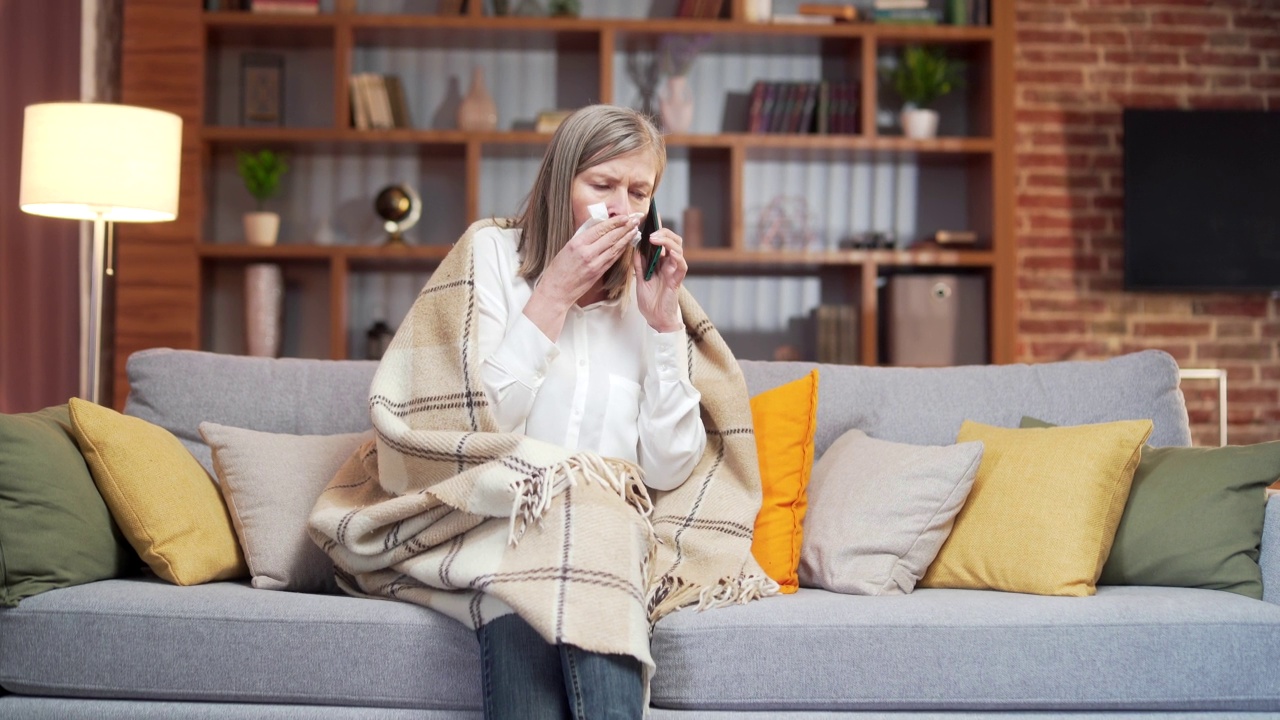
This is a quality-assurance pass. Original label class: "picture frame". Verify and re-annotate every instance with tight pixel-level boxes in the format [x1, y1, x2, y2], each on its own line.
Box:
[241, 52, 284, 127]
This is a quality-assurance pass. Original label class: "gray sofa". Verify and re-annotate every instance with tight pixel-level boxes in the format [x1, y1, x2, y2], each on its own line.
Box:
[3, 347, 1280, 719]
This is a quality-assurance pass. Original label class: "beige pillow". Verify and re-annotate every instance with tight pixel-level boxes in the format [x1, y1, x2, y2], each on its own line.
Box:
[68, 398, 246, 585]
[799, 429, 983, 595]
[199, 422, 371, 593]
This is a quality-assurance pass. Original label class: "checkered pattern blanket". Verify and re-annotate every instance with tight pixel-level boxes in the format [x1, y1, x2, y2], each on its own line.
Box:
[309, 218, 776, 668]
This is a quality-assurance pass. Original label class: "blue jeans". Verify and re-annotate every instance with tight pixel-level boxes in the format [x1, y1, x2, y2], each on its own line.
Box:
[476, 613, 644, 720]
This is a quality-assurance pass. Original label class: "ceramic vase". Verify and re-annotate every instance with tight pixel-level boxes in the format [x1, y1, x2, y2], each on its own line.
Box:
[901, 108, 940, 140]
[245, 263, 283, 357]
[457, 67, 498, 132]
[244, 211, 280, 246]
[659, 75, 695, 134]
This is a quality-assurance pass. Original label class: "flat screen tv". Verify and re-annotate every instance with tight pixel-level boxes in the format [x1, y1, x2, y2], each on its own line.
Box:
[1123, 109, 1280, 292]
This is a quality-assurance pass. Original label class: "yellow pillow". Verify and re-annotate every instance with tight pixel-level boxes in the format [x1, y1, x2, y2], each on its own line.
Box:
[68, 398, 247, 585]
[919, 418, 1152, 597]
[749, 369, 819, 594]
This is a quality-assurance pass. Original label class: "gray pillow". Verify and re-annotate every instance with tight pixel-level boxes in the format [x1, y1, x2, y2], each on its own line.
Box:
[199, 422, 372, 594]
[799, 429, 983, 595]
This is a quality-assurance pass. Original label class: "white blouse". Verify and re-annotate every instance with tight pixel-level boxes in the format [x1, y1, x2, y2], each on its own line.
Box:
[472, 226, 706, 492]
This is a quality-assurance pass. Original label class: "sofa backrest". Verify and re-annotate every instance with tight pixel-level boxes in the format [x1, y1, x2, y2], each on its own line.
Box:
[739, 349, 1191, 456]
[126, 347, 1191, 475]
[124, 348, 378, 473]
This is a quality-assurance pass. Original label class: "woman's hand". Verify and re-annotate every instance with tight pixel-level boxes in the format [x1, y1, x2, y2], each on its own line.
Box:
[634, 227, 687, 333]
[523, 213, 641, 340]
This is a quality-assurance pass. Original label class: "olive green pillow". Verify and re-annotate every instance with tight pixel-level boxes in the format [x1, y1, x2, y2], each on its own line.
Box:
[1021, 416, 1278, 599]
[0, 405, 137, 607]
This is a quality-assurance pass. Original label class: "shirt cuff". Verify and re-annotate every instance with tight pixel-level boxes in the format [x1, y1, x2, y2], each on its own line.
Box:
[490, 311, 560, 389]
[647, 326, 690, 384]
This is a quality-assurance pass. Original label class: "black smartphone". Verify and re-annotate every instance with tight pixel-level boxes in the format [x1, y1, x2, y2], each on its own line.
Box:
[638, 199, 663, 280]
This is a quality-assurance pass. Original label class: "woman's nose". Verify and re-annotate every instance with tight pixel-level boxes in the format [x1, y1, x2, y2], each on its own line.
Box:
[606, 188, 630, 216]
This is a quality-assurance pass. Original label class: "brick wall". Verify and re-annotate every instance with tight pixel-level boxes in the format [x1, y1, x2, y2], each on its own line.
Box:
[1015, 0, 1280, 445]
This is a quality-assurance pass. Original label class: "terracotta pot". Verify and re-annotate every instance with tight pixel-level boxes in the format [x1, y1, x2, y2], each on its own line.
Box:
[901, 108, 940, 140]
[458, 67, 498, 132]
[244, 211, 280, 247]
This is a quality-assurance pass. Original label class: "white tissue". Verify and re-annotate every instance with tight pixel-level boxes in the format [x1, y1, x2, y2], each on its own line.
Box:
[573, 203, 643, 245]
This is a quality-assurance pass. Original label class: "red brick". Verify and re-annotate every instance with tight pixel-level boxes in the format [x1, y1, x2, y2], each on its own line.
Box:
[1216, 320, 1258, 339]
[1022, 87, 1107, 105]
[1210, 75, 1249, 90]
[1030, 130, 1113, 148]
[1234, 13, 1280, 32]
[1104, 90, 1183, 107]
[1207, 32, 1249, 49]
[1091, 319, 1128, 334]
[1017, 8, 1070, 24]
[1132, 30, 1211, 48]
[1026, 341, 1112, 361]
[1025, 297, 1110, 314]
[1072, 9, 1148, 26]
[1086, 276, 1124, 292]
[1087, 30, 1131, 46]
[1018, 68, 1088, 85]
[1021, 235, 1082, 250]
[1017, 192, 1090, 209]
[1194, 298, 1270, 317]
[1092, 155, 1123, 170]
[1119, 341, 1193, 362]
[1262, 366, 1280, 382]
[1250, 34, 1280, 51]
[1022, 254, 1104, 272]
[1251, 74, 1280, 90]
[1019, 48, 1103, 64]
[1090, 69, 1130, 86]
[1092, 195, 1123, 210]
[1262, 323, 1280, 339]
[1028, 214, 1109, 232]
[1103, 50, 1180, 65]
[1019, 153, 1089, 169]
[1196, 343, 1274, 361]
[1133, 321, 1213, 338]
[1150, 10, 1230, 28]
[1017, 275, 1080, 292]
[1184, 50, 1262, 68]
[1022, 318, 1091, 335]
[1132, 70, 1208, 88]
[1230, 428, 1275, 446]
[1187, 93, 1266, 109]
[1228, 387, 1280, 404]
[1026, 172, 1105, 190]
[1019, 28, 1088, 45]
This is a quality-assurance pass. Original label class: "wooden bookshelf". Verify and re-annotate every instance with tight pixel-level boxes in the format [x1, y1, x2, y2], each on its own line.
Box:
[112, 0, 1014, 406]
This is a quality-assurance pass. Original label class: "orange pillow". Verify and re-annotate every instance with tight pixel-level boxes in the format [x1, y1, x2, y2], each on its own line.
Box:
[749, 369, 819, 593]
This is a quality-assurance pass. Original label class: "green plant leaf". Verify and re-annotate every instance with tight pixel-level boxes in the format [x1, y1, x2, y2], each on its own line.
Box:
[235, 149, 289, 210]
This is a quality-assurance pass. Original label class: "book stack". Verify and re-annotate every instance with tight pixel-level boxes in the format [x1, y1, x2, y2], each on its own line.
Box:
[250, 0, 319, 14]
[349, 74, 412, 131]
[676, 0, 725, 19]
[872, 0, 941, 24]
[747, 81, 860, 135]
[815, 305, 859, 365]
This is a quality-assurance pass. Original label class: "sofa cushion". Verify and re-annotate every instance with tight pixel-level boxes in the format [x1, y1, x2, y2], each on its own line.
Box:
[69, 399, 247, 586]
[749, 369, 819, 594]
[649, 586, 1280, 712]
[738, 350, 1190, 458]
[123, 349, 378, 475]
[199, 423, 372, 594]
[919, 419, 1151, 597]
[1023, 416, 1279, 600]
[0, 578, 480, 710]
[0, 405, 136, 607]
[798, 429, 982, 595]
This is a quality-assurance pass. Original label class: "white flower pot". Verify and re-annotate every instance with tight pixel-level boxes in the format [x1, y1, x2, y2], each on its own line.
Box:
[244, 211, 280, 247]
[901, 108, 940, 140]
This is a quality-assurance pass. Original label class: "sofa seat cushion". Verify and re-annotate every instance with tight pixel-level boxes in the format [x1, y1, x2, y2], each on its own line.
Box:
[0, 578, 479, 710]
[650, 586, 1280, 713]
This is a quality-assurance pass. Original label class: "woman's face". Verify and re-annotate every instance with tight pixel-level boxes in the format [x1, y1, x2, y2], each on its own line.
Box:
[570, 149, 658, 229]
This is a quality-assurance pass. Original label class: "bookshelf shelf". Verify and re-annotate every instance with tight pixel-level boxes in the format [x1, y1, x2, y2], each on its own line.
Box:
[108, 0, 1013, 399]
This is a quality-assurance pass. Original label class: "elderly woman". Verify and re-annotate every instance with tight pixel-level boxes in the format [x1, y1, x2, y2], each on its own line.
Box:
[311, 105, 774, 720]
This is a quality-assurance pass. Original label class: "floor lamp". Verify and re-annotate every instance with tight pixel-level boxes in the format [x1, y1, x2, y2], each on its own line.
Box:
[19, 102, 182, 405]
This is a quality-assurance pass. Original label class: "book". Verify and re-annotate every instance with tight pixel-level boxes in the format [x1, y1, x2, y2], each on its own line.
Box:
[873, 8, 942, 23]
[747, 81, 767, 133]
[251, 0, 319, 14]
[933, 229, 978, 245]
[874, 0, 927, 8]
[367, 74, 394, 130]
[384, 75, 412, 129]
[770, 14, 835, 25]
[797, 3, 859, 21]
[350, 74, 371, 130]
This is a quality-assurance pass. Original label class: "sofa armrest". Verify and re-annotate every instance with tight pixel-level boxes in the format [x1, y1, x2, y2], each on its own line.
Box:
[1262, 496, 1280, 605]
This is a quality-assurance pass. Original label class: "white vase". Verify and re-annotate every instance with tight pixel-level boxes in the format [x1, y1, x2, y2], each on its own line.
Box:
[244, 263, 283, 357]
[244, 211, 280, 246]
[901, 108, 940, 140]
[659, 75, 695, 134]
[457, 67, 498, 132]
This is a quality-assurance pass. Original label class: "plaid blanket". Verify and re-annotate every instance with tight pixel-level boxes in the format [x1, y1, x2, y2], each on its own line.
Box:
[309, 218, 776, 668]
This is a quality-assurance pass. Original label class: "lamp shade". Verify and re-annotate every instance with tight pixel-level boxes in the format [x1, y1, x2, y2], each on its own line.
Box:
[20, 102, 182, 223]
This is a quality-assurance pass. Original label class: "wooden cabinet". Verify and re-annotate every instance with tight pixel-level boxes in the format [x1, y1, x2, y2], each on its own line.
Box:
[114, 0, 1013, 403]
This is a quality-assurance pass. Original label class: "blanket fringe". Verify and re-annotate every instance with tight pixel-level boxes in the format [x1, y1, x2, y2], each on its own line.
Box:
[507, 453, 650, 546]
[695, 573, 780, 610]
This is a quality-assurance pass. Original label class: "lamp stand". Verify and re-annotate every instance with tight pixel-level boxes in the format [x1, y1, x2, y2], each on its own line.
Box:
[83, 212, 112, 405]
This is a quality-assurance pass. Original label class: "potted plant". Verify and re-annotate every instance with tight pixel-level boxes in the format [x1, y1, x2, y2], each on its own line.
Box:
[884, 45, 962, 140]
[236, 149, 288, 246]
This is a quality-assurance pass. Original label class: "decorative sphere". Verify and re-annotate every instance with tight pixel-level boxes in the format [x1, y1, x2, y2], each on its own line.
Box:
[374, 186, 413, 223]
